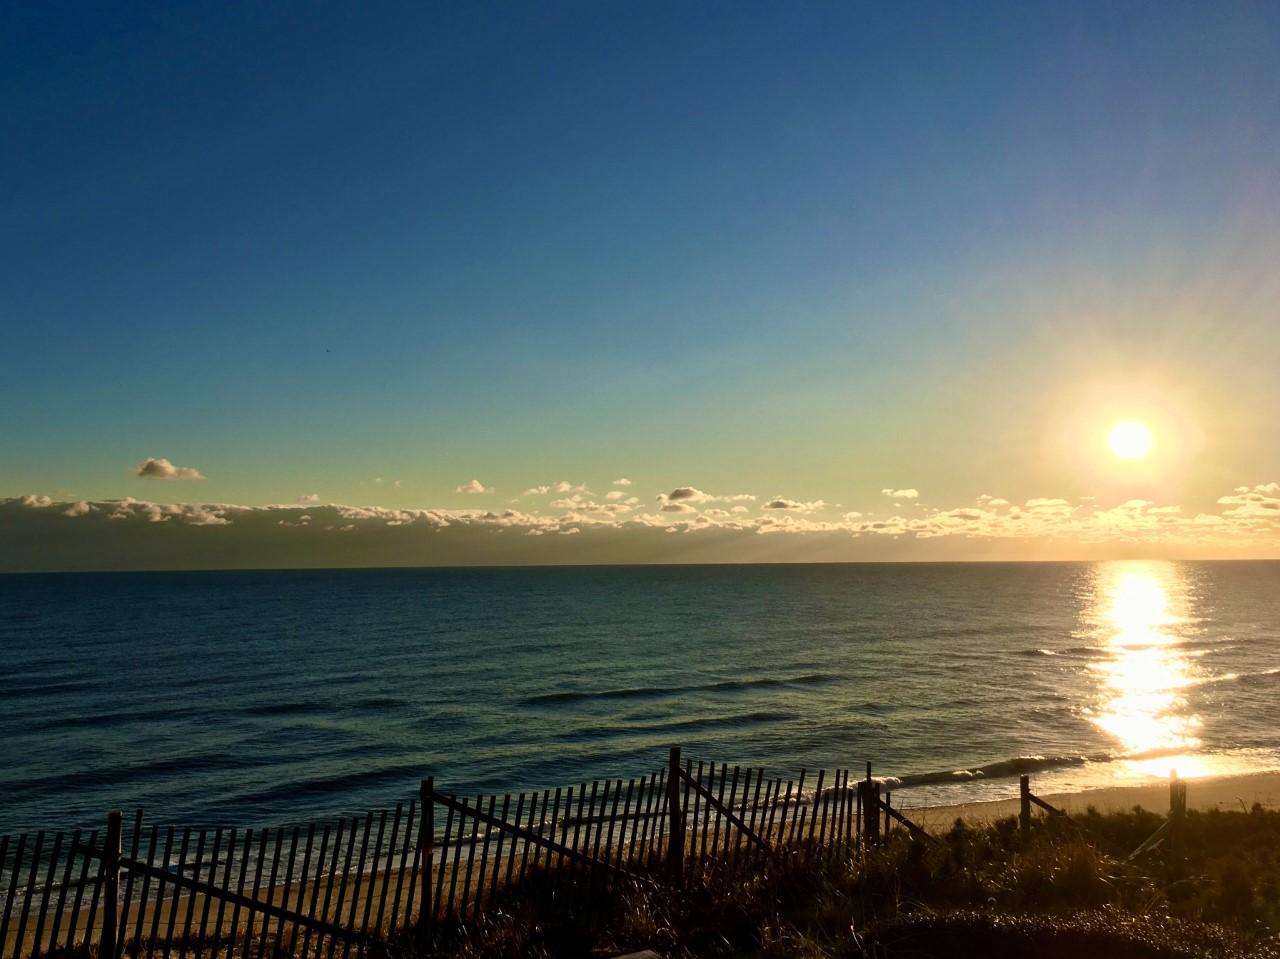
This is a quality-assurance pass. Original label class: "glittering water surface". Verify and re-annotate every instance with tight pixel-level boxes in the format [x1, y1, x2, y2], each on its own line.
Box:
[2, 561, 1278, 834]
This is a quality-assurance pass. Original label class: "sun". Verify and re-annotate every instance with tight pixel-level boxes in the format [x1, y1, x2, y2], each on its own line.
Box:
[1108, 420, 1155, 461]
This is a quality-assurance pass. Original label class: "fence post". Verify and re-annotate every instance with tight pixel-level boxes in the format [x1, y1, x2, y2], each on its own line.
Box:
[101, 810, 122, 959]
[859, 764, 880, 848]
[1019, 775, 1031, 845]
[1168, 770, 1185, 873]
[416, 778, 434, 947]
[666, 747, 685, 885]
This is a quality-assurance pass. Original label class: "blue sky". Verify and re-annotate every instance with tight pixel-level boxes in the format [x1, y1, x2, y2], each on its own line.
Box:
[4, 2, 1280, 566]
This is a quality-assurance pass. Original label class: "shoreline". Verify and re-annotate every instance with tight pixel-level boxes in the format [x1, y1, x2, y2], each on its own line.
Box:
[903, 769, 1280, 832]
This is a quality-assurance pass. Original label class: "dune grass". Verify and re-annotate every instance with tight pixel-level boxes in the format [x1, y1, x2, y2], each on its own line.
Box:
[424, 805, 1280, 958]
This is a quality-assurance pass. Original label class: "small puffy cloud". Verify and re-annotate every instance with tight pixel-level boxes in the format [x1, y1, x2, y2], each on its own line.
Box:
[20, 494, 53, 508]
[977, 494, 1009, 507]
[660, 486, 708, 503]
[764, 498, 826, 513]
[655, 486, 753, 505]
[842, 511, 863, 521]
[661, 502, 695, 513]
[881, 488, 919, 500]
[456, 479, 488, 494]
[612, 478, 633, 487]
[298, 493, 321, 504]
[136, 457, 205, 481]
[523, 485, 551, 496]
[63, 500, 92, 517]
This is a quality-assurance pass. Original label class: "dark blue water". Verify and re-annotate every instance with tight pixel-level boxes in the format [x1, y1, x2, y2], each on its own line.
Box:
[3, 561, 1279, 835]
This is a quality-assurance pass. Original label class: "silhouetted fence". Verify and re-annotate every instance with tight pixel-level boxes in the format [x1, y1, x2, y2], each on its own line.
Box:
[0, 748, 1190, 959]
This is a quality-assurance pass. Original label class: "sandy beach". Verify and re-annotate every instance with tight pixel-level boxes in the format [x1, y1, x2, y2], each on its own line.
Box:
[905, 769, 1280, 832]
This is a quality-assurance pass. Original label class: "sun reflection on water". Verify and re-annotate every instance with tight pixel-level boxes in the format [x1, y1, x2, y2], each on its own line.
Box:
[1087, 561, 1210, 779]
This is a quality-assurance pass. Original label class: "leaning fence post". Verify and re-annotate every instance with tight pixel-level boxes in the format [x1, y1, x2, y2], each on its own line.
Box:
[1019, 775, 1031, 845]
[859, 764, 880, 848]
[101, 810, 122, 959]
[416, 778, 434, 946]
[1168, 770, 1185, 873]
[666, 747, 685, 885]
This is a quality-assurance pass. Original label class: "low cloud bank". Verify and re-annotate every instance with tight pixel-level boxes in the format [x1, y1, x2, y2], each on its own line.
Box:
[3, 482, 1279, 571]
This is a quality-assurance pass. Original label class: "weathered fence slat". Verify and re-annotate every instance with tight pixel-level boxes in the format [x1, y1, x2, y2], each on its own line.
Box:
[341, 814, 373, 959]
[388, 804, 412, 933]
[30, 832, 64, 957]
[244, 827, 269, 959]
[13, 831, 45, 959]
[67, 824, 97, 952]
[198, 828, 224, 947]
[210, 827, 238, 959]
[181, 828, 207, 952]
[470, 797, 494, 921]
[1, 835, 26, 958]
[274, 826, 300, 956]
[373, 807, 397, 937]
[163, 826, 190, 959]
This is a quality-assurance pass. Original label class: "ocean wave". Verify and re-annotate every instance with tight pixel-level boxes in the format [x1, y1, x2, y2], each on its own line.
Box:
[241, 701, 331, 717]
[874, 753, 1106, 790]
[521, 673, 837, 706]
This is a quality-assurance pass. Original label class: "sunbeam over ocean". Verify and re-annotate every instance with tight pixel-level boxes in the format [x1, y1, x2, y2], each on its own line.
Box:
[3, 561, 1278, 836]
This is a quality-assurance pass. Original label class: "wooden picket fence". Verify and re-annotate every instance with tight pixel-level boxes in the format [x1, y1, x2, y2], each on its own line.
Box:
[0, 748, 944, 959]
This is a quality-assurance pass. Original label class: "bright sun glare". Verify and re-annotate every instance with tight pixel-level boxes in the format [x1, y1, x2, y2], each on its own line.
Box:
[1107, 420, 1155, 461]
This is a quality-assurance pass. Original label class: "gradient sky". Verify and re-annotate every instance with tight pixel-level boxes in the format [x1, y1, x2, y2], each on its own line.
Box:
[4, 2, 1280, 568]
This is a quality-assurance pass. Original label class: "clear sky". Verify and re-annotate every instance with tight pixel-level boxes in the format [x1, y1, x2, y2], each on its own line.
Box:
[3, 2, 1280, 569]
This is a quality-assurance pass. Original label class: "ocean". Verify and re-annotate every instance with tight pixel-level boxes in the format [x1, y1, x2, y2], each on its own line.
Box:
[2, 560, 1278, 836]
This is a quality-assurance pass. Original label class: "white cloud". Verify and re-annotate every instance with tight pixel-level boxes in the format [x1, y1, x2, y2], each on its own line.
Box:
[612, 478, 633, 486]
[6, 478, 1280, 571]
[977, 494, 1009, 507]
[456, 479, 488, 494]
[1217, 483, 1280, 520]
[881, 488, 919, 500]
[551, 494, 635, 514]
[523, 480, 586, 496]
[135, 457, 205, 481]
[298, 493, 321, 504]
